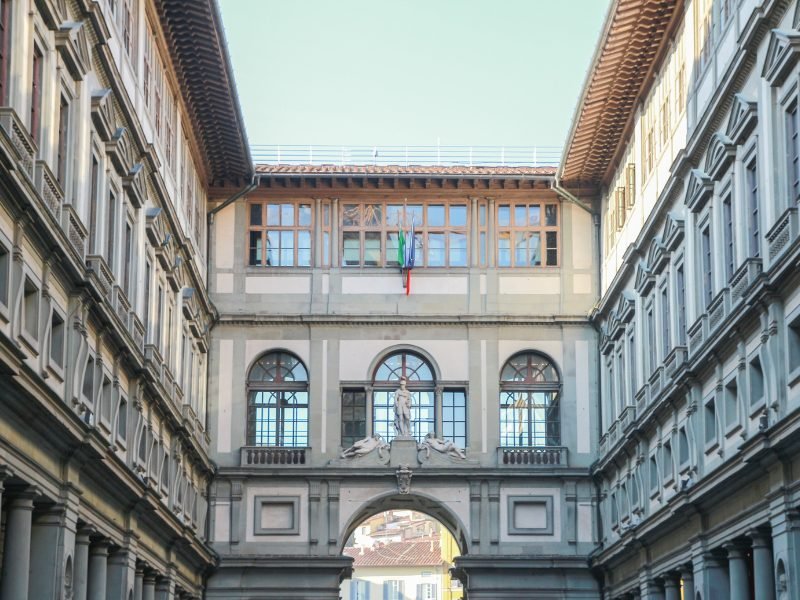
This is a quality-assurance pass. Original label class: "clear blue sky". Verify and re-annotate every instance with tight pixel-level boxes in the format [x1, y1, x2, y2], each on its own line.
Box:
[218, 0, 609, 149]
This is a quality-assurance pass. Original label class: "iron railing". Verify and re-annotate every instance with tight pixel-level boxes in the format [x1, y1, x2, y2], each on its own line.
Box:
[251, 144, 561, 167]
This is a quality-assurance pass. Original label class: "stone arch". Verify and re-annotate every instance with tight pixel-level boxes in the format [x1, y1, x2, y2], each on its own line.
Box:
[338, 490, 470, 556]
[364, 344, 443, 382]
[244, 347, 309, 380]
[497, 348, 563, 381]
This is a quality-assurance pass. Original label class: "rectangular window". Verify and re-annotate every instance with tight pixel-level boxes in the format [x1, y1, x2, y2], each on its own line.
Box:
[676, 265, 687, 345]
[722, 195, 734, 281]
[123, 218, 133, 296]
[724, 377, 738, 428]
[106, 189, 117, 266]
[627, 330, 637, 399]
[82, 355, 95, 407]
[383, 581, 404, 600]
[166, 302, 174, 368]
[701, 225, 713, 306]
[678, 427, 689, 465]
[23, 277, 39, 340]
[749, 356, 764, 406]
[442, 389, 467, 448]
[30, 44, 42, 143]
[662, 440, 673, 481]
[321, 200, 331, 267]
[57, 94, 70, 186]
[660, 284, 671, 358]
[615, 187, 626, 230]
[248, 202, 312, 267]
[156, 285, 163, 351]
[143, 27, 152, 106]
[341, 389, 366, 448]
[50, 310, 64, 368]
[704, 397, 716, 445]
[789, 317, 800, 375]
[117, 395, 128, 441]
[746, 159, 760, 257]
[143, 260, 152, 341]
[478, 200, 487, 266]
[101, 375, 112, 424]
[89, 156, 100, 254]
[0, 241, 8, 307]
[626, 163, 636, 208]
[0, 0, 11, 104]
[787, 101, 800, 201]
[646, 304, 656, 374]
[497, 202, 558, 267]
[649, 455, 658, 491]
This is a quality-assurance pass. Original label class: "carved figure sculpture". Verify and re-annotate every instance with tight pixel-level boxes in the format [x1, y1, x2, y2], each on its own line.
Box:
[340, 434, 389, 459]
[419, 432, 467, 460]
[396, 464, 413, 494]
[393, 377, 412, 437]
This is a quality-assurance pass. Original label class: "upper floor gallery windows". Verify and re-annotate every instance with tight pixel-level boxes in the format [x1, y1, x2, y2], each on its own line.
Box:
[246, 199, 560, 269]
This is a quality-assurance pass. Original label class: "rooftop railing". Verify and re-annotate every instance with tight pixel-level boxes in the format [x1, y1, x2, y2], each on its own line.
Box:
[251, 144, 561, 167]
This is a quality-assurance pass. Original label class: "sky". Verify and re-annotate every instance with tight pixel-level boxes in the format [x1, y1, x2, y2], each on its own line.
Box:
[217, 0, 609, 152]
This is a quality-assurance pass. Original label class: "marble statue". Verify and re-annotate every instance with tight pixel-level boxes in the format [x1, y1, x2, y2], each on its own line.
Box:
[419, 432, 467, 459]
[393, 377, 412, 437]
[340, 434, 389, 459]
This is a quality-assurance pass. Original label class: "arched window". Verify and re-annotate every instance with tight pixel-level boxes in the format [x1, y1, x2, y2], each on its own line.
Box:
[372, 351, 435, 443]
[247, 351, 309, 447]
[499, 352, 560, 447]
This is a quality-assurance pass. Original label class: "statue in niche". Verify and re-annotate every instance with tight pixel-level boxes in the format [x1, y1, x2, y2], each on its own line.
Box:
[777, 571, 788, 600]
[393, 377, 412, 438]
[340, 434, 390, 459]
[419, 432, 467, 460]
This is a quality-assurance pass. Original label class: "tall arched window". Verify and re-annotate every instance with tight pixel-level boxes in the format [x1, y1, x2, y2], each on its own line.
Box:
[247, 351, 309, 447]
[373, 351, 435, 443]
[499, 352, 560, 447]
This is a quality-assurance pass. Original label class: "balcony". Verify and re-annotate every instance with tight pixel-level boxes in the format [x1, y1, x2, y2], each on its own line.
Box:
[620, 405, 637, 432]
[111, 285, 131, 330]
[85, 255, 114, 298]
[0, 108, 35, 179]
[730, 258, 762, 306]
[766, 206, 799, 265]
[34, 160, 63, 222]
[241, 446, 308, 466]
[497, 446, 567, 467]
[61, 204, 87, 258]
[707, 288, 730, 334]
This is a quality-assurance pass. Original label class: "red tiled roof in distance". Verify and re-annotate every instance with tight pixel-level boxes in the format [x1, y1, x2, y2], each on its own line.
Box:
[559, 0, 683, 186]
[255, 164, 557, 177]
[344, 537, 448, 568]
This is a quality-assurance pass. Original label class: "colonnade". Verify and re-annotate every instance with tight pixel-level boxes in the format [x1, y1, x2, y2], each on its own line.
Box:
[612, 528, 788, 600]
[0, 482, 200, 600]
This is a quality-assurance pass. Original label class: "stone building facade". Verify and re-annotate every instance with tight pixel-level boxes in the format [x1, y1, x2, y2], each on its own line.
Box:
[204, 166, 601, 599]
[560, 0, 800, 598]
[0, 0, 250, 598]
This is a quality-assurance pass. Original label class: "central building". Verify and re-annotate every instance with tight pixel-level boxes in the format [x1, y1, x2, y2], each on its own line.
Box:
[204, 164, 601, 598]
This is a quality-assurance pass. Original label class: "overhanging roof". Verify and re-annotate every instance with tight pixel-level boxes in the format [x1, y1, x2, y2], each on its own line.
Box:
[155, 0, 252, 187]
[559, 0, 683, 186]
[255, 164, 556, 177]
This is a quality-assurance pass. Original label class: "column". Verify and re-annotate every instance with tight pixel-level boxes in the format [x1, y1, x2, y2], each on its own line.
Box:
[142, 572, 156, 600]
[73, 529, 92, 600]
[680, 565, 695, 600]
[29, 506, 69, 599]
[640, 579, 665, 600]
[726, 543, 751, 600]
[750, 531, 775, 600]
[663, 573, 681, 600]
[155, 576, 174, 600]
[87, 540, 109, 600]
[107, 547, 134, 600]
[133, 564, 144, 600]
[0, 490, 36, 600]
[703, 552, 730, 599]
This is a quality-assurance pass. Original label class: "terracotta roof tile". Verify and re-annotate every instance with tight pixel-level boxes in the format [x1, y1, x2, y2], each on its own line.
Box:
[255, 164, 556, 177]
[344, 537, 447, 567]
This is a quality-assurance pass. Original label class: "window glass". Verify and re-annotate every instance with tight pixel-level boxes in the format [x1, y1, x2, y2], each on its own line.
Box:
[499, 352, 560, 447]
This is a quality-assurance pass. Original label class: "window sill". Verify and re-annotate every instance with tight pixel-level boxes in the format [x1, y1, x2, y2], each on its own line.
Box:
[724, 422, 743, 439]
[18, 330, 40, 357]
[787, 366, 800, 388]
[748, 397, 767, 419]
[704, 440, 719, 456]
[45, 362, 65, 383]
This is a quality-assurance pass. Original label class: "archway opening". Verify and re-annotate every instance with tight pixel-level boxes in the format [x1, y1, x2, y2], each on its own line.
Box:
[340, 509, 464, 600]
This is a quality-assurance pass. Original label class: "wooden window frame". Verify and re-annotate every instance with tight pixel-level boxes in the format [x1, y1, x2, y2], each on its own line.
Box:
[247, 200, 313, 267]
[496, 201, 559, 268]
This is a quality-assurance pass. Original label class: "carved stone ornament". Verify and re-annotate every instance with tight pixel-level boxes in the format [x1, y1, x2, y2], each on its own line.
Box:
[340, 434, 390, 459]
[418, 433, 467, 460]
[396, 465, 413, 494]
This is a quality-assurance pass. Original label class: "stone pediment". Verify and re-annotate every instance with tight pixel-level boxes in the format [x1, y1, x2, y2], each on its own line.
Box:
[684, 169, 713, 213]
[725, 94, 758, 145]
[55, 21, 91, 80]
[634, 260, 655, 296]
[107, 127, 134, 177]
[705, 133, 736, 180]
[762, 29, 800, 87]
[123, 163, 145, 209]
[661, 211, 685, 252]
[91, 89, 115, 142]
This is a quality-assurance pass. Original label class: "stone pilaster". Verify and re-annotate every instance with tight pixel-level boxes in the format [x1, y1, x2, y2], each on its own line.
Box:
[87, 540, 110, 600]
[0, 490, 37, 600]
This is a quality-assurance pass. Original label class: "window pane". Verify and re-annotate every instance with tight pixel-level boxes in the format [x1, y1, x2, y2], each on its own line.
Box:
[427, 233, 445, 267]
[514, 205, 526, 226]
[322, 232, 329, 266]
[449, 233, 467, 266]
[364, 204, 382, 227]
[342, 232, 360, 266]
[480, 232, 487, 265]
[250, 203, 262, 226]
[386, 232, 400, 266]
[528, 205, 541, 226]
[514, 232, 527, 266]
[479, 204, 487, 227]
[530, 232, 541, 266]
[386, 205, 403, 227]
[498, 205, 510, 226]
[249, 231, 262, 266]
[297, 230, 311, 267]
[298, 204, 311, 226]
[450, 205, 467, 227]
[407, 205, 423, 226]
[280, 231, 294, 266]
[343, 204, 360, 226]
[428, 205, 445, 227]
[281, 204, 294, 226]
[498, 231, 511, 267]
[545, 204, 557, 226]
[266, 231, 279, 266]
[546, 231, 558, 266]
[364, 232, 381, 266]
[267, 204, 280, 225]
